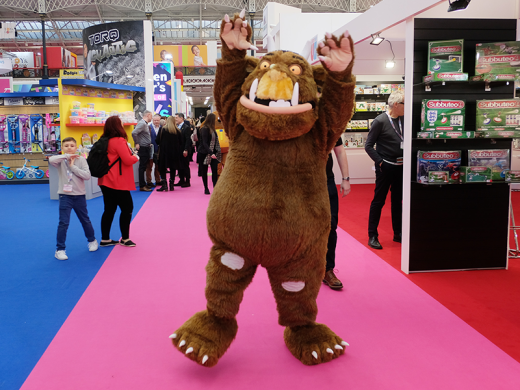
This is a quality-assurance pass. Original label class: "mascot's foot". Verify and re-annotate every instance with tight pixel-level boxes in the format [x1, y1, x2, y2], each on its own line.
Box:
[170, 310, 238, 367]
[284, 323, 349, 365]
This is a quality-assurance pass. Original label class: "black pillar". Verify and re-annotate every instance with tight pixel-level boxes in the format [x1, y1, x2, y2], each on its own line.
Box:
[41, 16, 48, 79]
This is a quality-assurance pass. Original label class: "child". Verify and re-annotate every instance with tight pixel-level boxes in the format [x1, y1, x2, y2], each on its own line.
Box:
[49, 137, 98, 260]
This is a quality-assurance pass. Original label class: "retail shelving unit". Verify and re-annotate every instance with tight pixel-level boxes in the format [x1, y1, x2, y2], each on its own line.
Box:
[407, 18, 517, 272]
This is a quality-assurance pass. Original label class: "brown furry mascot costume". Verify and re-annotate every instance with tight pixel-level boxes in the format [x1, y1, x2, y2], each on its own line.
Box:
[171, 10, 356, 366]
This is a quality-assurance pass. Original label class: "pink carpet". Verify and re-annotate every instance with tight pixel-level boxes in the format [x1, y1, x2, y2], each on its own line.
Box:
[21, 170, 520, 389]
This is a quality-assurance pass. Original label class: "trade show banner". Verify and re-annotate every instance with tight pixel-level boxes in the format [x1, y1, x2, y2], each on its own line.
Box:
[153, 62, 173, 117]
[9, 52, 35, 70]
[60, 69, 84, 79]
[153, 45, 207, 66]
[83, 21, 145, 87]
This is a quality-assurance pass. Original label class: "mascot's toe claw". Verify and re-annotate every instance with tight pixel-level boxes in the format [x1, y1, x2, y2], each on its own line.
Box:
[312, 351, 318, 360]
[179, 340, 186, 347]
[185, 347, 194, 354]
[202, 355, 209, 365]
[341, 341, 349, 346]
[326, 348, 334, 354]
[169, 333, 177, 339]
[334, 344, 343, 350]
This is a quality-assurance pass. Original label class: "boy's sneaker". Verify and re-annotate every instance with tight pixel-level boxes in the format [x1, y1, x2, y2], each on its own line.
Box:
[55, 250, 68, 261]
[119, 239, 136, 247]
[100, 240, 119, 247]
[88, 240, 99, 252]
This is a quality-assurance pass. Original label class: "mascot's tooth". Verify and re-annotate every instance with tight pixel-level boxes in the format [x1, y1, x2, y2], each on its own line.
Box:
[334, 344, 343, 350]
[326, 348, 334, 354]
[185, 347, 194, 354]
[179, 340, 186, 347]
[341, 341, 349, 346]
[291, 82, 299, 107]
[269, 100, 291, 108]
[202, 355, 209, 364]
[169, 333, 177, 339]
[249, 79, 258, 101]
[312, 351, 318, 359]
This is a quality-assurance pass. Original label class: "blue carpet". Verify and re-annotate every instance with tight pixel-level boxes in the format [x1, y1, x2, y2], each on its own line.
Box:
[0, 184, 151, 390]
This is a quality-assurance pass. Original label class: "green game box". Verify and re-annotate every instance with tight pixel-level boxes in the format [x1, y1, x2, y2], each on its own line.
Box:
[505, 170, 520, 182]
[428, 39, 464, 74]
[417, 131, 434, 139]
[459, 166, 492, 183]
[433, 131, 474, 139]
[475, 130, 520, 138]
[428, 171, 449, 184]
[475, 41, 520, 81]
[421, 99, 466, 131]
[468, 149, 510, 181]
[476, 99, 520, 131]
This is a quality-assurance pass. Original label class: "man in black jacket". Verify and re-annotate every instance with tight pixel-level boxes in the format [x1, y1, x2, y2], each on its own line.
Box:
[365, 90, 405, 250]
[174, 113, 192, 187]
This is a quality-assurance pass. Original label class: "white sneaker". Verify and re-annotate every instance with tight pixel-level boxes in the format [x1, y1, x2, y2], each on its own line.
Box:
[88, 239, 99, 252]
[55, 250, 68, 260]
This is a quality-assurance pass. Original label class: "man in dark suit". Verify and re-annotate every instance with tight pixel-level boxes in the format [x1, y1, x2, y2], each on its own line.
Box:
[146, 114, 162, 187]
[174, 113, 193, 188]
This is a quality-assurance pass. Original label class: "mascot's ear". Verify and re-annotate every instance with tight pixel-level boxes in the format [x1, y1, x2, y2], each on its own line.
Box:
[246, 56, 260, 73]
[312, 65, 327, 89]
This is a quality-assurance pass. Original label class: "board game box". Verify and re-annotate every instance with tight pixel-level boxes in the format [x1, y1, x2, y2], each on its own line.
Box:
[459, 166, 492, 183]
[421, 99, 466, 131]
[417, 150, 461, 184]
[428, 171, 449, 184]
[468, 149, 510, 181]
[476, 99, 520, 131]
[504, 170, 520, 182]
[433, 131, 474, 139]
[428, 39, 464, 74]
[475, 130, 520, 138]
[475, 41, 520, 81]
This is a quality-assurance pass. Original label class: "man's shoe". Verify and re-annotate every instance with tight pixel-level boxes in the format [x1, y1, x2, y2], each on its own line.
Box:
[393, 233, 402, 243]
[88, 240, 99, 252]
[147, 182, 155, 188]
[181, 181, 191, 188]
[323, 269, 343, 290]
[55, 250, 68, 260]
[368, 236, 383, 250]
[140, 186, 152, 192]
[174, 181, 184, 187]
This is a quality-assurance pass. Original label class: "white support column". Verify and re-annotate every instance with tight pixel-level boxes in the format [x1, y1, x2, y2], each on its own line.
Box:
[401, 16, 415, 274]
[143, 19, 154, 112]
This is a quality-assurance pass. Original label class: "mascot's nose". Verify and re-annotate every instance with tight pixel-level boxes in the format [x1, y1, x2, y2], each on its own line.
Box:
[268, 69, 287, 82]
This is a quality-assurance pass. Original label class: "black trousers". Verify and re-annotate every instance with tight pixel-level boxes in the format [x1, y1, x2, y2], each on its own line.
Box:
[178, 154, 191, 183]
[100, 185, 134, 241]
[137, 147, 149, 188]
[199, 158, 219, 189]
[368, 162, 403, 238]
[326, 175, 339, 271]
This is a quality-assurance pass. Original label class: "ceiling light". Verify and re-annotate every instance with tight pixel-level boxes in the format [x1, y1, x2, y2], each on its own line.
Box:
[105, 70, 113, 75]
[370, 33, 384, 46]
[448, 0, 471, 12]
[385, 60, 395, 68]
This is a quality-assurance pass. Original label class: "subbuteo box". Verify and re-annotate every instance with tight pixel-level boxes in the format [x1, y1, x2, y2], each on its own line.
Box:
[417, 131, 434, 139]
[421, 99, 466, 131]
[504, 170, 520, 182]
[475, 41, 520, 81]
[428, 171, 449, 184]
[433, 72, 468, 82]
[468, 149, 510, 181]
[433, 131, 474, 139]
[459, 166, 492, 183]
[428, 39, 464, 74]
[476, 99, 520, 131]
[475, 130, 520, 138]
[417, 150, 461, 184]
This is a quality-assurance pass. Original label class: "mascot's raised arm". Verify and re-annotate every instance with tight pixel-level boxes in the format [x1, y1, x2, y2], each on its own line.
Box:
[171, 9, 356, 367]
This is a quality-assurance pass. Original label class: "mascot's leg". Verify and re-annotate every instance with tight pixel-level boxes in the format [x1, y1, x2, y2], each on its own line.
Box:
[266, 243, 348, 366]
[172, 245, 257, 367]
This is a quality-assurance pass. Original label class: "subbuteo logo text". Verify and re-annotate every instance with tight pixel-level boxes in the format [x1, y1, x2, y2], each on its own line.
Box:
[471, 151, 507, 158]
[472, 167, 488, 172]
[426, 101, 465, 109]
[481, 55, 520, 64]
[431, 46, 461, 53]
[478, 100, 520, 109]
[437, 73, 462, 79]
[423, 152, 460, 159]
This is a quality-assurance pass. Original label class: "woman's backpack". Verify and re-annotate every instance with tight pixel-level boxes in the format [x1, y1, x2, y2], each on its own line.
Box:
[87, 136, 122, 178]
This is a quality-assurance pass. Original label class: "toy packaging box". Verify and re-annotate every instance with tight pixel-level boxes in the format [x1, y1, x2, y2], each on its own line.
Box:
[434, 131, 474, 139]
[468, 149, 510, 181]
[459, 166, 492, 183]
[19, 114, 31, 153]
[30, 114, 44, 153]
[355, 101, 368, 112]
[417, 131, 434, 139]
[504, 170, 520, 182]
[476, 99, 520, 131]
[421, 99, 466, 131]
[428, 39, 464, 74]
[428, 171, 449, 184]
[0, 115, 8, 154]
[475, 130, 520, 138]
[417, 150, 462, 184]
[475, 41, 520, 81]
[6, 115, 20, 154]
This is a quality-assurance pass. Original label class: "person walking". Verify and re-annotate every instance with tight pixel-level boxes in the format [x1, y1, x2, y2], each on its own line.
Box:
[132, 109, 153, 192]
[197, 113, 222, 195]
[173, 113, 193, 188]
[365, 90, 405, 250]
[146, 114, 162, 187]
[155, 116, 182, 192]
[98, 116, 140, 247]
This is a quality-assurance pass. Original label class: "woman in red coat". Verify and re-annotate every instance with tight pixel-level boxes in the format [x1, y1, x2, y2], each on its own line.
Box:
[98, 116, 139, 247]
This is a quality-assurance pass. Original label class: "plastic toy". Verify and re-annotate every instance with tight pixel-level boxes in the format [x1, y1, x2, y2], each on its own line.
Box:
[0, 162, 15, 180]
[15, 157, 45, 179]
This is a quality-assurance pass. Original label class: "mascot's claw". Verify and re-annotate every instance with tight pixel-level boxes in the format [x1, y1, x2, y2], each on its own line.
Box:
[169, 333, 176, 339]
[284, 323, 346, 366]
[317, 30, 353, 73]
[341, 341, 349, 346]
[221, 11, 256, 51]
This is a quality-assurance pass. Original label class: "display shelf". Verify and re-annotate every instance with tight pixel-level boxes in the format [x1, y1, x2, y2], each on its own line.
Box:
[40, 78, 145, 92]
[423, 79, 512, 92]
[66, 123, 137, 127]
[0, 105, 59, 115]
[0, 92, 58, 98]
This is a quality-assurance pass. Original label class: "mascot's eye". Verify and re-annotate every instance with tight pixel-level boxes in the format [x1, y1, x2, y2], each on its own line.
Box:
[259, 61, 270, 70]
[289, 64, 302, 75]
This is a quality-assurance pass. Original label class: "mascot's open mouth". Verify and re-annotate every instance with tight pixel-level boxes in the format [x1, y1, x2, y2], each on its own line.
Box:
[240, 78, 315, 115]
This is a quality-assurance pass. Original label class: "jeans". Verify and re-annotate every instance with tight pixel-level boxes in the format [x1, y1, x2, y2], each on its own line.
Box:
[137, 147, 150, 188]
[326, 175, 339, 271]
[100, 186, 134, 241]
[368, 162, 403, 238]
[56, 194, 96, 251]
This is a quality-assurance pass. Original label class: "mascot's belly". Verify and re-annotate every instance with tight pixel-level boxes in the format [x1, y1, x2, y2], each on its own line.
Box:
[206, 141, 330, 265]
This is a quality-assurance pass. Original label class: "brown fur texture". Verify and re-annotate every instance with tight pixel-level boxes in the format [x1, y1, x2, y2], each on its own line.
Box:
[172, 13, 355, 367]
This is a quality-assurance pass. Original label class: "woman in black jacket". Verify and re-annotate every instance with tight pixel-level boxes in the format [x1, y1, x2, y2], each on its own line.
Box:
[197, 113, 221, 195]
[155, 116, 182, 192]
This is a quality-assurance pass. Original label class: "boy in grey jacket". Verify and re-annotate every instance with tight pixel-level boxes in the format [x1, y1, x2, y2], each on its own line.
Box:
[49, 137, 97, 260]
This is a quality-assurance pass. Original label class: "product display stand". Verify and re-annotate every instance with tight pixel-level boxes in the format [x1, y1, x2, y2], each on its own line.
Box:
[407, 18, 517, 272]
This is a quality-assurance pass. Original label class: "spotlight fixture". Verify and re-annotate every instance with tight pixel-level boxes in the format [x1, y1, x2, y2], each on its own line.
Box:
[370, 33, 384, 46]
[385, 60, 395, 69]
[448, 0, 471, 12]
[105, 70, 113, 75]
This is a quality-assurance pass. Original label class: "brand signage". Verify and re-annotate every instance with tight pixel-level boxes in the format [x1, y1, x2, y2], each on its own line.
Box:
[60, 69, 85, 79]
[423, 152, 461, 160]
[431, 46, 461, 53]
[153, 61, 173, 117]
[470, 150, 508, 158]
[426, 100, 465, 109]
[477, 100, 520, 109]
